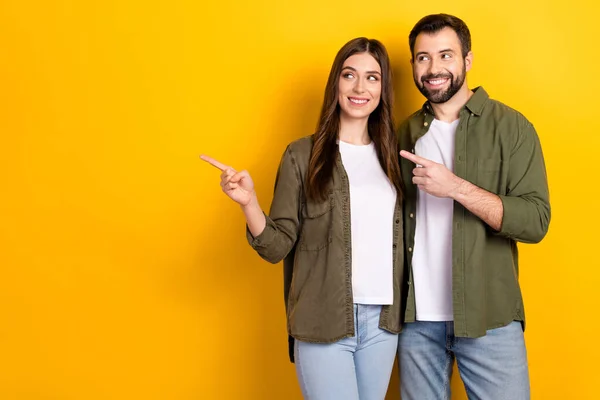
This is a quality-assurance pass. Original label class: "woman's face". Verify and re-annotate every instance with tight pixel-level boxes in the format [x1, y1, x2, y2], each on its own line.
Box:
[337, 52, 382, 121]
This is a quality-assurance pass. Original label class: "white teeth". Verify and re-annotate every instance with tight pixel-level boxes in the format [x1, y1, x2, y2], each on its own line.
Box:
[428, 79, 447, 85]
[349, 98, 368, 104]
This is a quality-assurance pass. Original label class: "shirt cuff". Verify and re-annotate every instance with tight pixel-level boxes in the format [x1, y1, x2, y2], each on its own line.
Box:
[496, 195, 522, 237]
[246, 213, 276, 249]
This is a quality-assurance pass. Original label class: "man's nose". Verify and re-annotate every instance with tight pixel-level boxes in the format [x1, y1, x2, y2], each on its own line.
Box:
[428, 58, 442, 75]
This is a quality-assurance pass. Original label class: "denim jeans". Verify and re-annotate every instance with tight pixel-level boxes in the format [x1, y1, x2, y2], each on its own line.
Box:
[398, 321, 530, 400]
[294, 304, 398, 400]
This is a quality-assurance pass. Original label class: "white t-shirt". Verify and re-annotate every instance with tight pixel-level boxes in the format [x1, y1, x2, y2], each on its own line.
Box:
[412, 119, 459, 321]
[339, 140, 396, 305]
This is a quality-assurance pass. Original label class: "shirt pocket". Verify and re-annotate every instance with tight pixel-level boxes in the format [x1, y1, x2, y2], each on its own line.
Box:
[476, 158, 502, 194]
[298, 196, 335, 251]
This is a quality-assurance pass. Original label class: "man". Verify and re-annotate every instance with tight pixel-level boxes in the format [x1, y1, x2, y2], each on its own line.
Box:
[397, 14, 550, 400]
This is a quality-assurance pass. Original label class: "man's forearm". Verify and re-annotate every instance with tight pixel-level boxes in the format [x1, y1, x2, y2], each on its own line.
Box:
[451, 178, 503, 231]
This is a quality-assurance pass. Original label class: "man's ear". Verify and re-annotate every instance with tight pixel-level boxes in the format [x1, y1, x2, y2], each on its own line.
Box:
[465, 51, 473, 72]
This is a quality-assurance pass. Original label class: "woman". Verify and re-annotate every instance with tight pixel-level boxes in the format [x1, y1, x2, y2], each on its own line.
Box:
[201, 37, 404, 399]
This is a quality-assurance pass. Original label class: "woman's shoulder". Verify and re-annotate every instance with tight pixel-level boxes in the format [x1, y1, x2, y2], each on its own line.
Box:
[279, 135, 313, 174]
[286, 135, 313, 156]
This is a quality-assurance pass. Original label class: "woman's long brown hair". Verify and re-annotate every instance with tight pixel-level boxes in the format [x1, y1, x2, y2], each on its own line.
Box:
[306, 37, 403, 202]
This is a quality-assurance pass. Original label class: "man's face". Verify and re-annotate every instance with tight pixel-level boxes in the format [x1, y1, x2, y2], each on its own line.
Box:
[411, 27, 472, 104]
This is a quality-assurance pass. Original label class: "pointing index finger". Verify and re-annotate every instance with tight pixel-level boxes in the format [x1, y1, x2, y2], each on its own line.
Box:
[399, 150, 433, 167]
[199, 154, 229, 172]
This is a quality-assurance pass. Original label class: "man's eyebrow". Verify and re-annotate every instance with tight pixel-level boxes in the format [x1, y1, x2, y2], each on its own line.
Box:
[415, 49, 455, 57]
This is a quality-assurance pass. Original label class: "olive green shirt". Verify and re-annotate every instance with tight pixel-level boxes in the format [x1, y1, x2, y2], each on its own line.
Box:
[247, 136, 405, 349]
[398, 87, 550, 337]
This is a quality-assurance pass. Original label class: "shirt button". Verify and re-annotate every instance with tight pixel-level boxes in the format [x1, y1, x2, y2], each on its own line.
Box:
[471, 112, 475, 116]
[409, 213, 414, 218]
[424, 122, 428, 127]
[408, 281, 412, 285]
[408, 247, 413, 252]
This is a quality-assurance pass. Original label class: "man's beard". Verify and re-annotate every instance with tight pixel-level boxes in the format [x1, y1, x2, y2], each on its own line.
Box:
[415, 66, 466, 104]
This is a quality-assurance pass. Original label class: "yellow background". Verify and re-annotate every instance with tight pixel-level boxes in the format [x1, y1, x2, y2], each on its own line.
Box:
[0, 0, 597, 399]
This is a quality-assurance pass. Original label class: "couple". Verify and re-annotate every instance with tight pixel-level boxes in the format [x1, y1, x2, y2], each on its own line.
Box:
[202, 13, 550, 400]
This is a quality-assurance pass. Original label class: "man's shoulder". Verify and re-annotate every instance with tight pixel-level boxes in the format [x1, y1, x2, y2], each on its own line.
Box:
[483, 97, 533, 127]
[398, 109, 425, 131]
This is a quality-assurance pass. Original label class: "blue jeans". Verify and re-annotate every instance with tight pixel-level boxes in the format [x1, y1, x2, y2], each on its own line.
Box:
[294, 304, 398, 400]
[398, 321, 530, 400]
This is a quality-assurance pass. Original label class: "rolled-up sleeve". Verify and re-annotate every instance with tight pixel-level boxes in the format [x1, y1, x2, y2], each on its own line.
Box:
[497, 119, 551, 243]
[246, 145, 302, 263]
